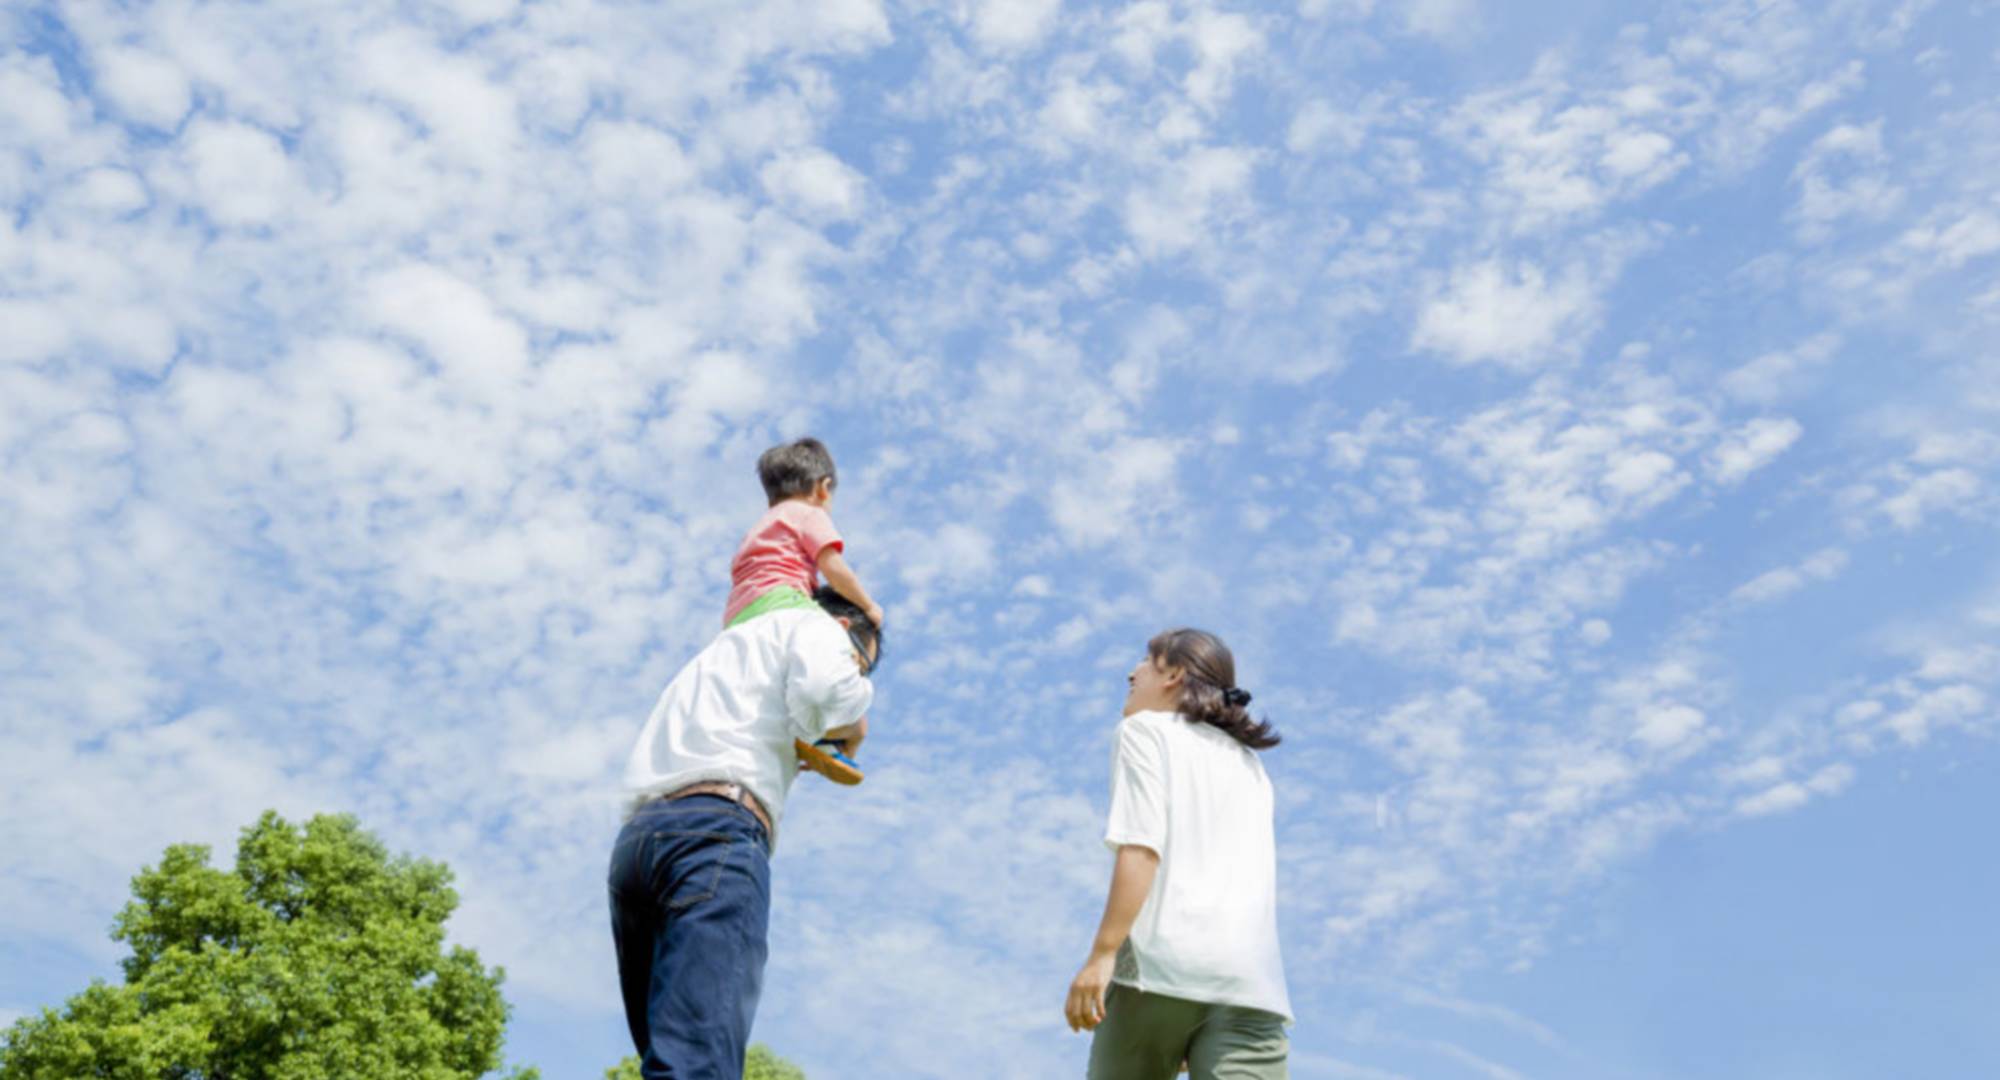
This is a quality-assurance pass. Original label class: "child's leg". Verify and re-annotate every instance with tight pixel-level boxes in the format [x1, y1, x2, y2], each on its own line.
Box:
[726, 585, 820, 629]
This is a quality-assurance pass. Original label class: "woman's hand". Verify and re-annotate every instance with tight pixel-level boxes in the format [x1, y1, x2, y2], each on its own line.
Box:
[1067, 845, 1158, 1033]
[1064, 950, 1116, 1032]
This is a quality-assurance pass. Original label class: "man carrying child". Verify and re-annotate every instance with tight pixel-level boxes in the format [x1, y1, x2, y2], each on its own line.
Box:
[608, 585, 879, 1078]
[607, 437, 883, 1078]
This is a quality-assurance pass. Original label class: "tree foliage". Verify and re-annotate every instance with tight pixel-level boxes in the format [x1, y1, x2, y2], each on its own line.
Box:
[0, 811, 535, 1079]
[605, 1044, 805, 1079]
[745, 1046, 808, 1080]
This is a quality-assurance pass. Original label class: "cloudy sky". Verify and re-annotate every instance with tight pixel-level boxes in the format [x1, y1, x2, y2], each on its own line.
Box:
[4, 0, 1998, 1076]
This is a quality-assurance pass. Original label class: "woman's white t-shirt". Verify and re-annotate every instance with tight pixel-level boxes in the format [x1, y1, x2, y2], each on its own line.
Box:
[1103, 709, 1292, 1021]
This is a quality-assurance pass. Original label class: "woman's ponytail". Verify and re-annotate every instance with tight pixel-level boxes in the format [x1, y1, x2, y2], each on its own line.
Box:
[1148, 629, 1281, 751]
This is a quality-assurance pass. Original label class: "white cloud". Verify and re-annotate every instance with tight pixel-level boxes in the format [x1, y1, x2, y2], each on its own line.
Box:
[1183, 10, 1262, 111]
[1633, 703, 1705, 750]
[1037, 77, 1122, 148]
[1287, 98, 1371, 155]
[1109, 1, 1178, 73]
[438, 0, 519, 24]
[360, 264, 531, 398]
[1046, 436, 1180, 546]
[761, 149, 867, 221]
[1737, 763, 1855, 817]
[1411, 260, 1597, 367]
[1719, 333, 1840, 403]
[1720, 754, 1786, 788]
[1902, 210, 2000, 269]
[1441, 62, 1693, 234]
[93, 46, 192, 130]
[582, 121, 697, 198]
[1707, 416, 1802, 485]
[1789, 120, 1902, 242]
[896, 522, 999, 590]
[1731, 547, 1848, 604]
[1735, 780, 1808, 816]
[1878, 467, 1981, 529]
[678, 351, 772, 419]
[1402, 0, 1481, 43]
[1884, 684, 1986, 745]
[1123, 145, 1258, 257]
[1702, 60, 1865, 174]
[180, 119, 304, 228]
[968, 0, 1064, 52]
[1599, 130, 1675, 178]
[60, 166, 150, 216]
[0, 300, 72, 365]
[0, 57, 80, 179]
[353, 30, 521, 167]
[1601, 449, 1683, 505]
[1309, 374, 1748, 682]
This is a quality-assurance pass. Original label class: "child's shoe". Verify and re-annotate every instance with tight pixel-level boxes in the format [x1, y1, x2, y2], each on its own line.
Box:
[794, 738, 864, 785]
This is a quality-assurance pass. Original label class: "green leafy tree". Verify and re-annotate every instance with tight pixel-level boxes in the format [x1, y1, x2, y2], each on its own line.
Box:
[0, 811, 537, 1080]
[745, 1046, 807, 1080]
[606, 1044, 804, 1079]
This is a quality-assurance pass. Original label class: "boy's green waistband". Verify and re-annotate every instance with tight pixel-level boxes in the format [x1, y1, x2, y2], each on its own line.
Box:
[727, 585, 821, 628]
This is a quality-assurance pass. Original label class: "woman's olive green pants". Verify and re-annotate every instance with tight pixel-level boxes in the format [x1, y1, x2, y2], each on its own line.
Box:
[1086, 985, 1288, 1080]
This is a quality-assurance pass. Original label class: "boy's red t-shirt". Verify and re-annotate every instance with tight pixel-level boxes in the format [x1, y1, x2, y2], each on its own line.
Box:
[723, 500, 844, 626]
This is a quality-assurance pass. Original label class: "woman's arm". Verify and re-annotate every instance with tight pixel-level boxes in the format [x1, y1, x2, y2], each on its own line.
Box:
[817, 547, 884, 627]
[1064, 844, 1161, 1032]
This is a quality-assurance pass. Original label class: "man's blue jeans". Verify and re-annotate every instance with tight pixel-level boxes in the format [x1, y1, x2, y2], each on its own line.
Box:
[609, 795, 773, 1080]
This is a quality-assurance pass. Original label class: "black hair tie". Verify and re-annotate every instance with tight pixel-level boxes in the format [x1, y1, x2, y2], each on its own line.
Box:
[1222, 687, 1253, 708]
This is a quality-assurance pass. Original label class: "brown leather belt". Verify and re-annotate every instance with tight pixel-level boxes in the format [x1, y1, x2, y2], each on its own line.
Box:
[661, 781, 773, 839]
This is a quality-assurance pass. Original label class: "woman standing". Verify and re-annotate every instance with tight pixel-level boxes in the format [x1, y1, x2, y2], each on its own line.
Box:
[1065, 629, 1291, 1079]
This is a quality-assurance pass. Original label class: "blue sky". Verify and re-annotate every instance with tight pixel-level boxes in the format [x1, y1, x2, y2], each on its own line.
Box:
[3, 0, 1998, 1077]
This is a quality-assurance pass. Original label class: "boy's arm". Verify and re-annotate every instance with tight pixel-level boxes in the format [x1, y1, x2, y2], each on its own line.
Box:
[817, 547, 884, 626]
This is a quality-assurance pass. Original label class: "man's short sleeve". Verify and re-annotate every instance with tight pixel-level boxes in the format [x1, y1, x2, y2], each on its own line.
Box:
[784, 502, 844, 564]
[783, 612, 872, 742]
[1104, 719, 1167, 855]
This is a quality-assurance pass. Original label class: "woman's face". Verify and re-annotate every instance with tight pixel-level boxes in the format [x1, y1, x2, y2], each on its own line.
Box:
[1123, 652, 1182, 717]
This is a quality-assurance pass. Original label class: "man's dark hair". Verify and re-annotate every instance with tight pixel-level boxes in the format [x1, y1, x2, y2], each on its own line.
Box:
[757, 437, 837, 503]
[813, 586, 881, 673]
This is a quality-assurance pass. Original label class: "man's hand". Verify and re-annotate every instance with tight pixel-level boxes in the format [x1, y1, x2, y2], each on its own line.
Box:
[1064, 950, 1116, 1032]
[821, 716, 868, 759]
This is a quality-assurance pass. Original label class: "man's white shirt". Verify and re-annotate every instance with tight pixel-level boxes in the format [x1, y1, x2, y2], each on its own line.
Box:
[1103, 709, 1293, 1021]
[623, 607, 872, 843]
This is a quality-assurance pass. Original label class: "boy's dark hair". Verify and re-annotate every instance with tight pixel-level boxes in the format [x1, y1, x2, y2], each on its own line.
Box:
[757, 438, 837, 503]
[814, 586, 881, 673]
